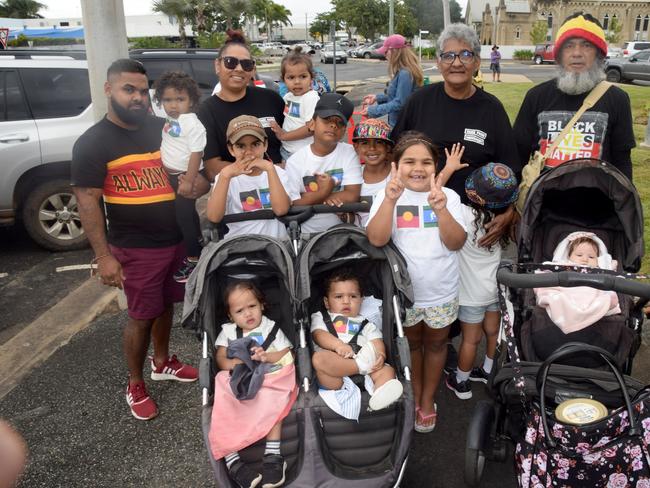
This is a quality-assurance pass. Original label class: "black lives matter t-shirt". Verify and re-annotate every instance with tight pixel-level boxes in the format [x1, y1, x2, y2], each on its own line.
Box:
[197, 86, 285, 165]
[513, 79, 635, 179]
[391, 82, 521, 204]
[71, 116, 181, 248]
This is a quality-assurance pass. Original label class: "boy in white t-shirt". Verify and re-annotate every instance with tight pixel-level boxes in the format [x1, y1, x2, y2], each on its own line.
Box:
[206, 115, 298, 240]
[153, 71, 207, 283]
[285, 93, 362, 234]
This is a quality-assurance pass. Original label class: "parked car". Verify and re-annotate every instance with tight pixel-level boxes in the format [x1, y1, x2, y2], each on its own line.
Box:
[320, 45, 348, 64]
[622, 41, 650, 58]
[287, 43, 316, 55]
[533, 43, 555, 64]
[355, 41, 386, 59]
[605, 49, 650, 82]
[606, 47, 623, 59]
[260, 42, 284, 56]
[0, 49, 278, 251]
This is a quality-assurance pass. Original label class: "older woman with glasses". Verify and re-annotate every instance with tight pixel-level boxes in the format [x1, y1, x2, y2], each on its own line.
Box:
[390, 23, 521, 433]
[197, 29, 285, 180]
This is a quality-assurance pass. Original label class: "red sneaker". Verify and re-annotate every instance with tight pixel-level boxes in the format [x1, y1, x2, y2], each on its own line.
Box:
[150, 355, 198, 383]
[126, 381, 158, 420]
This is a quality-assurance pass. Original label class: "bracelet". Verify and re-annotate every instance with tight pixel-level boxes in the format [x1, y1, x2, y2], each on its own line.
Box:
[91, 253, 111, 264]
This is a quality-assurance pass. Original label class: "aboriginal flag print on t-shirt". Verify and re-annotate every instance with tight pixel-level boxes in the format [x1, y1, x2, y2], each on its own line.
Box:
[259, 188, 272, 209]
[240, 189, 263, 211]
[396, 205, 419, 228]
[331, 316, 362, 335]
[423, 205, 438, 228]
[303, 175, 319, 193]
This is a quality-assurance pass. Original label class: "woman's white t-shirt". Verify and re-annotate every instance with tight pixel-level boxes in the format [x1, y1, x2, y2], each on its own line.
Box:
[213, 167, 299, 239]
[458, 204, 502, 306]
[285, 142, 363, 233]
[367, 187, 467, 308]
[281, 90, 319, 154]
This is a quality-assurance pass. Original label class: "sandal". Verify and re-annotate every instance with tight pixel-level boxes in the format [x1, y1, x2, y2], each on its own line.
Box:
[414, 403, 437, 433]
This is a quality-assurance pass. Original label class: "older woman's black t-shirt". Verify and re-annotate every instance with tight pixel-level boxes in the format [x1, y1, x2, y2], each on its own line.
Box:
[198, 86, 285, 164]
[391, 82, 521, 204]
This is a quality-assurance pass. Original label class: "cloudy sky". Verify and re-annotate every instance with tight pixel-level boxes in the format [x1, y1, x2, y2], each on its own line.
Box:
[39, 0, 336, 25]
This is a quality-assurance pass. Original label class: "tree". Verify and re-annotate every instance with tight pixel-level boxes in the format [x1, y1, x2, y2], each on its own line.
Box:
[214, 0, 250, 31]
[310, 12, 340, 42]
[152, 0, 192, 46]
[0, 0, 45, 18]
[403, 0, 461, 36]
[605, 16, 623, 45]
[530, 20, 548, 44]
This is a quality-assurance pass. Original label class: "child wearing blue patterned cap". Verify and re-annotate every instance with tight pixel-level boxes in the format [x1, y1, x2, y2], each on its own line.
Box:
[351, 119, 394, 226]
[446, 162, 519, 401]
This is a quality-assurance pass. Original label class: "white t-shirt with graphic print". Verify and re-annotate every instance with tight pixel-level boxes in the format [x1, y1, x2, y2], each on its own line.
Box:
[215, 316, 293, 352]
[281, 90, 319, 155]
[367, 187, 467, 308]
[285, 142, 363, 233]
[310, 311, 383, 352]
[160, 113, 207, 173]
[213, 167, 299, 239]
[359, 172, 390, 228]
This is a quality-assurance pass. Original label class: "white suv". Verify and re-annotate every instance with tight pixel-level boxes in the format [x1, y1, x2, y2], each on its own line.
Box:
[0, 56, 93, 251]
[623, 41, 650, 57]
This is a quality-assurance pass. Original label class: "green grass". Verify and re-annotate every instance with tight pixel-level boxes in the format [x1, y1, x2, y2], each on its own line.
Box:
[483, 83, 650, 273]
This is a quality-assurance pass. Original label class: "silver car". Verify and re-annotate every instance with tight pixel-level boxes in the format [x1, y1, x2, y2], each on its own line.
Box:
[320, 45, 348, 64]
[605, 49, 650, 83]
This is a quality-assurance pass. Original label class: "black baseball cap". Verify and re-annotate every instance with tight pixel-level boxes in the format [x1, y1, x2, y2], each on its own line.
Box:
[314, 93, 354, 123]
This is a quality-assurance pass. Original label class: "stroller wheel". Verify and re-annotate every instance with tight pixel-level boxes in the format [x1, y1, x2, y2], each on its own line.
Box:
[464, 446, 486, 487]
[464, 400, 495, 487]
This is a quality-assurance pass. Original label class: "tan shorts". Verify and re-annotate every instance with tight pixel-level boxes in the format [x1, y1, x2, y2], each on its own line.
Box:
[404, 298, 459, 329]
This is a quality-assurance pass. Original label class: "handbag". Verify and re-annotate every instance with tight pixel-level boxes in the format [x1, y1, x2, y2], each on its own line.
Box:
[515, 81, 611, 214]
[514, 343, 650, 488]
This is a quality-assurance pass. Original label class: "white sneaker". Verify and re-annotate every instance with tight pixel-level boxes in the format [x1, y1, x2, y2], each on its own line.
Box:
[369, 378, 403, 411]
[354, 342, 377, 375]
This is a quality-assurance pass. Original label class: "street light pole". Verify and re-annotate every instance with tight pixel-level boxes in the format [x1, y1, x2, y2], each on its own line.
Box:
[305, 13, 308, 41]
[442, 0, 451, 28]
[389, 0, 394, 35]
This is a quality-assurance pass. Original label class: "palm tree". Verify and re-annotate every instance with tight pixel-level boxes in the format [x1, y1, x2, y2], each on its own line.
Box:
[268, 2, 291, 38]
[0, 0, 45, 18]
[215, 0, 250, 31]
[250, 0, 291, 40]
[152, 0, 193, 45]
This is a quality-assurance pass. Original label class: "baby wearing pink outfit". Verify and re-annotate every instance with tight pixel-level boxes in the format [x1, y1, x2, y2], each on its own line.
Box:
[535, 232, 620, 334]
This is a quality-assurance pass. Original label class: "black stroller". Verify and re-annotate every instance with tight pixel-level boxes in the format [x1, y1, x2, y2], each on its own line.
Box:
[463, 159, 650, 486]
[183, 206, 415, 487]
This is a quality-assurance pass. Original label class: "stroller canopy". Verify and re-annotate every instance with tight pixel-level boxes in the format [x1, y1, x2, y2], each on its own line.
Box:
[519, 159, 644, 272]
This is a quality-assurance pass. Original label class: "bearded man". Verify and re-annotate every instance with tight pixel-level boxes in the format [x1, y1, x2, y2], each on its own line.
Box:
[71, 59, 197, 421]
[514, 13, 635, 179]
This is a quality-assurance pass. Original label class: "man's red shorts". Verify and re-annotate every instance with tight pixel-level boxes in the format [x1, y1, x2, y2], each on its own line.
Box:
[109, 243, 185, 320]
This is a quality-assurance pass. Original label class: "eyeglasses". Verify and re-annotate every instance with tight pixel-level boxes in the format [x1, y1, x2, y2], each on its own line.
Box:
[221, 56, 256, 72]
[439, 50, 476, 65]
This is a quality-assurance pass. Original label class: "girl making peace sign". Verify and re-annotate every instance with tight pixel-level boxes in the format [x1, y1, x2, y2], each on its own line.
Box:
[366, 131, 467, 433]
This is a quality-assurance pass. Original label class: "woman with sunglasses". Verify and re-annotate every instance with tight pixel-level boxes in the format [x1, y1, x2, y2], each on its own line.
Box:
[198, 30, 285, 181]
[392, 23, 520, 248]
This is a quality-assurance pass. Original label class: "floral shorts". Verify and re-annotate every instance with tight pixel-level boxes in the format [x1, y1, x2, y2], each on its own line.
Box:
[404, 298, 459, 329]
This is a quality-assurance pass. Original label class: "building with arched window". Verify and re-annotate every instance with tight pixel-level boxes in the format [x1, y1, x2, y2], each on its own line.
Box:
[466, 0, 650, 46]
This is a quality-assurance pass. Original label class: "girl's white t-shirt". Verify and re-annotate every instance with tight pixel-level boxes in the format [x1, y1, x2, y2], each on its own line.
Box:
[458, 204, 502, 306]
[213, 167, 299, 239]
[359, 170, 390, 227]
[281, 90, 319, 155]
[160, 113, 207, 173]
[367, 187, 467, 308]
[285, 142, 363, 234]
[215, 316, 293, 352]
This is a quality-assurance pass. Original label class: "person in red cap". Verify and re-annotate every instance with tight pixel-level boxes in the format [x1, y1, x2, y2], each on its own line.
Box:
[514, 13, 635, 179]
[361, 34, 423, 128]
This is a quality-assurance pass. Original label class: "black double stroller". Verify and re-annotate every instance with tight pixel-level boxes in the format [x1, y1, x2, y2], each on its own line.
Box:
[182, 206, 415, 487]
[463, 159, 650, 486]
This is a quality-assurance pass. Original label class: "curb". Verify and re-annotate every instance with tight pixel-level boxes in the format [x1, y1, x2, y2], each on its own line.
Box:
[0, 278, 117, 400]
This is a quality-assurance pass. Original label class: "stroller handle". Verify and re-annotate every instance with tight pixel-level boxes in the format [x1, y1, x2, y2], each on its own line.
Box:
[496, 264, 650, 299]
[211, 203, 371, 227]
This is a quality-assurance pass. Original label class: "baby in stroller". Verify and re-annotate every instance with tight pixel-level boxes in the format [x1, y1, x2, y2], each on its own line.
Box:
[534, 231, 621, 334]
[311, 269, 404, 417]
[209, 281, 297, 488]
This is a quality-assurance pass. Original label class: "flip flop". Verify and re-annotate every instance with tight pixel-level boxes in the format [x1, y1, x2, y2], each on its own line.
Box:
[414, 403, 437, 433]
[368, 379, 403, 411]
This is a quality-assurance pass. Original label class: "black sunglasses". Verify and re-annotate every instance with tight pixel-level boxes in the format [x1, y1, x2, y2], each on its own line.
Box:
[221, 56, 256, 72]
